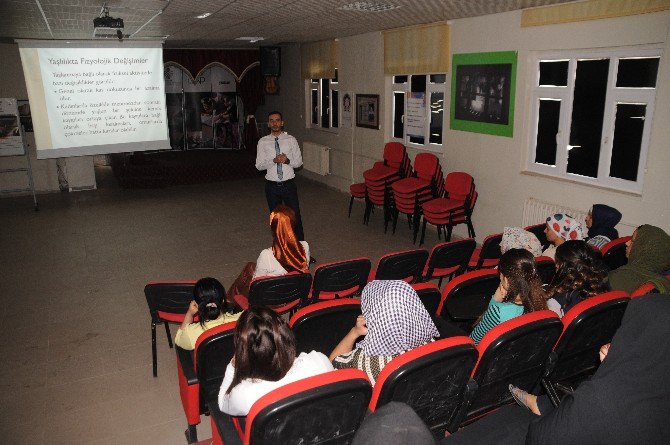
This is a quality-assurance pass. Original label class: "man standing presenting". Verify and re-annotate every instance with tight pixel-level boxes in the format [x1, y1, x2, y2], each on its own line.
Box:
[256, 111, 305, 241]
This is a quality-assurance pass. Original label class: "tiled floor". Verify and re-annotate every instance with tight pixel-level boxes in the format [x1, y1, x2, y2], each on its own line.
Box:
[0, 173, 430, 444]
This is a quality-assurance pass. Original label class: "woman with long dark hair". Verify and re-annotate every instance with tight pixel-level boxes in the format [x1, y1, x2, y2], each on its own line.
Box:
[174, 277, 240, 350]
[217, 306, 333, 416]
[546, 240, 610, 316]
[470, 249, 547, 344]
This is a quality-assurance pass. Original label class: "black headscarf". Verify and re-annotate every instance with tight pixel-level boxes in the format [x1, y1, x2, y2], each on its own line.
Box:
[526, 294, 670, 444]
[587, 204, 621, 240]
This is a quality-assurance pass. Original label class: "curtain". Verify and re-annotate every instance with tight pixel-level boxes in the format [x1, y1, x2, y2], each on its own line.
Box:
[163, 49, 259, 81]
[300, 40, 338, 79]
[384, 23, 450, 75]
[521, 0, 670, 27]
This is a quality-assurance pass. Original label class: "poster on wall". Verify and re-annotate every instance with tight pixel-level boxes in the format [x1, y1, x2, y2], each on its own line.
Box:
[450, 51, 517, 137]
[0, 98, 25, 157]
[406, 92, 426, 138]
[342, 93, 353, 128]
[17, 100, 33, 132]
[356, 94, 379, 129]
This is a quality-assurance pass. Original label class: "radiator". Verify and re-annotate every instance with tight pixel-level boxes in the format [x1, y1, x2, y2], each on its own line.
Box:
[302, 142, 330, 176]
[522, 198, 587, 228]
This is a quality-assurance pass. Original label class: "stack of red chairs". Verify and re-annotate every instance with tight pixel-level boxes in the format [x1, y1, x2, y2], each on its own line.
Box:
[391, 152, 445, 243]
[362, 142, 411, 230]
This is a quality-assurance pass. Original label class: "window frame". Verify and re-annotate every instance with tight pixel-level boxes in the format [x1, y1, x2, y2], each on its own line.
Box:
[526, 47, 660, 194]
[389, 73, 447, 153]
[306, 70, 339, 132]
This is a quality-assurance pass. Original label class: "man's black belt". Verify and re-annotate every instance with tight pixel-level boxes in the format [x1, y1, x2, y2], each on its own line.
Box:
[267, 179, 294, 186]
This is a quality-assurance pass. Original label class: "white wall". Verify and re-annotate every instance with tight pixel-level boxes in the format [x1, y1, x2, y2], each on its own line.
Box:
[272, 10, 670, 241]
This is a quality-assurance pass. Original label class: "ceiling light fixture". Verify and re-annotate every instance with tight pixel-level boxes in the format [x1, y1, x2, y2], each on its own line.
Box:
[235, 36, 265, 43]
[339, 2, 400, 12]
[195, 12, 212, 19]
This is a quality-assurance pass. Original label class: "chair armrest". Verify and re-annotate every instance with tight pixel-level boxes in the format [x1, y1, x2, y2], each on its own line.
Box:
[176, 346, 198, 385]
[208, 400, 243, 445]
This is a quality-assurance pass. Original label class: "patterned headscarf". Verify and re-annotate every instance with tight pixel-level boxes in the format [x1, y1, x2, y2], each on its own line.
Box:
[270, 204, 307, 273]
[501, 227, 543, 257]
[357, 280, 439, 356]
[546, 213, 584, 241]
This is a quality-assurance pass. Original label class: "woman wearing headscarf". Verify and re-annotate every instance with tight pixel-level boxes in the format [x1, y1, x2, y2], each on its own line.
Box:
[329, 280, 439, 385]
[542, 213, 584, 260]
[585, 204, 622, 249]
[608, 224, 670, 293]
[226, 204, 309, 304]
[500, 227, 543, 257]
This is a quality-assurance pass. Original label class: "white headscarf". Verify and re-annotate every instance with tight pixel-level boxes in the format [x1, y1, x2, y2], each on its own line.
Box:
[356, 280, 439, 356]
[501, 227, 543, 257]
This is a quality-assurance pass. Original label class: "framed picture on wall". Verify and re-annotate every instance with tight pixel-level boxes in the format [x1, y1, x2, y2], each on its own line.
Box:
[356, 94, 379, 129]
[17, 100, 33, 132]
[450, 51, 517, 137]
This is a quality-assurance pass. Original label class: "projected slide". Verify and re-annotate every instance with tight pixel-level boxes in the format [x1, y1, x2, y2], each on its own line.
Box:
[18, 40, 169, 159]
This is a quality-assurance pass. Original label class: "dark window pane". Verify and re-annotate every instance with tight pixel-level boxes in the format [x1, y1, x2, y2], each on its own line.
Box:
[567, 59, 609, 178]
[429, 92, 443, 144]
[321, 79, 330, 128]
[394, 75, 408, 83]
[411, 75, 427, 93]
[617, 57, 659, 88]
[311, 89, 318, 124]
[610, 103, 646, 181]
[311, 78, 319, 83]
[393, 92, 404, 139]
[535, 99, 561, 166]
[332, 68, 338, 83]
[430, 74, 446, 83]
[409, 135, 425, 144]
[332, 90, 339, 128]
[539, 61, 569, 86]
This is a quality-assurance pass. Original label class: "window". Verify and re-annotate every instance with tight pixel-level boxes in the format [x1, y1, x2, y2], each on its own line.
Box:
[307, 69, 338, 130]
[391, 74, 447, 149]
[528, 49, 660, 193]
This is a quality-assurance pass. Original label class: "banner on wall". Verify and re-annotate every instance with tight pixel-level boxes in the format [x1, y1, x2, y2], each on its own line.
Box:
[164, 64, 243, 150]
[406, 92, 426, 139]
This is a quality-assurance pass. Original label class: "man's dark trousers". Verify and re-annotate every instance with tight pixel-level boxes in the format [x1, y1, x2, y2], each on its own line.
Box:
[265, 179, 305, 241]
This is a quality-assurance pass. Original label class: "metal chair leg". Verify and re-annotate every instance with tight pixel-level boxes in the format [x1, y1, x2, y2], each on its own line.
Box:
[151, 322, 157, 377]
[419, 219, 428, 246]
[348, 196, 354, 217]
[185, 425, 198, 444]
[164, 321, 173, 348]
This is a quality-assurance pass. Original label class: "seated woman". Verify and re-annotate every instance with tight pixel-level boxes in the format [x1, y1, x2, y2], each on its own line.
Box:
[542, 213, 583, 259]
[329, 280, 440, 385]
[174, 277, 241, 350]
[584, 204, 622, 250]
[217, 306, 333, 416]
[226, 204, 309, 304]
[470, 249, 547, 345]
[500, 227, 543, 257]
[545, 240, 610, 317]
[608, 224, 670, 293]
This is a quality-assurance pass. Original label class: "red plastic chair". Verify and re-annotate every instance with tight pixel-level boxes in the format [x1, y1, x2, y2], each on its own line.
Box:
[631, 282, 659, 297]
[535, 255, 556, 285]
[420, 172, 477, 245]
[144, 280, 197, 377]
[369, 248, 429, 283]
[467, 232, 503, 270]
[422, 238, 477, 287]
[348, 182, 366, 217]
[464, 311, 563, 424]
[310, 257, 371, 302]
[601, 236, 631, 271]
[411, 282, 442, 316]
[177, 321, 236, 443]
[436, 269, 500, 332]
[391, 152, 445, 243]
[369, 336, 479, 436]
[210, 369, 372, 445]
[233, 273, 312, 315]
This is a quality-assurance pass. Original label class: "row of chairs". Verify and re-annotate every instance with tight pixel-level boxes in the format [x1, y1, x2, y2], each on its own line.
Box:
[183, 290, 631, 443]
[349, 143, 477, 245]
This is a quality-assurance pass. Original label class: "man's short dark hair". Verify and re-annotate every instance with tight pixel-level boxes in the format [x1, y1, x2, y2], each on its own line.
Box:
[268, 111, 283, 120]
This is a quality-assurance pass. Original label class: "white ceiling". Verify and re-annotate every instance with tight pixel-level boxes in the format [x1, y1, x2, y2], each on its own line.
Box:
[0, 0, 574, 48]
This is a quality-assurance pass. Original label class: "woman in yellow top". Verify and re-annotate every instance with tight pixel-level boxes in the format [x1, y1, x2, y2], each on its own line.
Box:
[174, 277, 241, 350]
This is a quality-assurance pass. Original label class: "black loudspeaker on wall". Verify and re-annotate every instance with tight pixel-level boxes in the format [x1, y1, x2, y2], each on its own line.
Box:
[260, 46, 281, 77]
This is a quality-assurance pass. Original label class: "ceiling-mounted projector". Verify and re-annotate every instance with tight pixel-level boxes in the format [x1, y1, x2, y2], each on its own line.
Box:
[93, 15, 124, 29]
[93, 6, 125, 40]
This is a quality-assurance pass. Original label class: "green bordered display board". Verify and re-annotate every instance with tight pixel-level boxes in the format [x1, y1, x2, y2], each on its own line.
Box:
[450, 51, 517, 137]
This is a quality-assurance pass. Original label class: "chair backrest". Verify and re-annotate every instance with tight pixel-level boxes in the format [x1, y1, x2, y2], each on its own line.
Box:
[311, 258, 371, 301]
[631, 282, 660, 297]
[437, 269, 500, 331]
[548, 291, 630, 385]
[524, 223, 550, 250]
[194, 322, 237, 402]
[383, 142, 411, 177]
[245, 369, 372, 445]
[425, 239, 477, 280]
[467, 311, 563, 421]
[411, 282, 442, 316]
[444, 172, 474, 202]
[289, 299, 362, 355]
[413, 152, 444, 196]
[144, 281, 196, 322]
[534, 256, 556, 285]
[601, 236, 631, 271]
[369, 337, 479, 436]
[479, 233, 503, 261]
[375, 249, 429, 283]
[248, 273, 313, 310]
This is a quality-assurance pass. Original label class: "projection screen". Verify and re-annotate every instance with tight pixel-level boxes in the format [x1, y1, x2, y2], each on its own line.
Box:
[17, 40, 170, 159]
